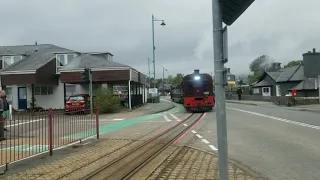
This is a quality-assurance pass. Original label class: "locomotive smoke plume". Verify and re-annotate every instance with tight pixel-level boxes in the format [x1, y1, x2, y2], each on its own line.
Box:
[193, 26, 212, 61]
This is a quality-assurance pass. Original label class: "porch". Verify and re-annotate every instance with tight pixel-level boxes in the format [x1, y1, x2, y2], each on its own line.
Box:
[60, 68, 147, 109]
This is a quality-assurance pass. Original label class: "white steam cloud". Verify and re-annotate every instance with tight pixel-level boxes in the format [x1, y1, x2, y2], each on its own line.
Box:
[193, 26, 212, 61]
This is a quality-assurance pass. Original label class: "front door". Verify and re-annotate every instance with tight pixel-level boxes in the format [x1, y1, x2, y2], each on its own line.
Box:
[18, 87, 27, 109]
[262, 87, 271, 96]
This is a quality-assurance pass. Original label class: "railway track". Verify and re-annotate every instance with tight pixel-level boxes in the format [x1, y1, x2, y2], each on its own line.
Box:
[79, 112, 205, 180]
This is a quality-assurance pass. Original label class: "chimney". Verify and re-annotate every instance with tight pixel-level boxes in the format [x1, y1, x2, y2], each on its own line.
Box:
[313, 48, 316, 53]
[194, 69, 200, 74]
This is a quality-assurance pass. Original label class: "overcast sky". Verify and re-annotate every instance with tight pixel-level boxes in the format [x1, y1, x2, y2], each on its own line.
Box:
[0, 0, 319, 78]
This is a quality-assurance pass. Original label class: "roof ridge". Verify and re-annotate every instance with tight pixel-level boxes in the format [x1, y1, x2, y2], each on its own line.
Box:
[287, 64, 302, 81]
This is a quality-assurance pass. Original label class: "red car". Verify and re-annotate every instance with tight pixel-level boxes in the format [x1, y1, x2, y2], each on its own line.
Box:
[65, 94, 91, 114]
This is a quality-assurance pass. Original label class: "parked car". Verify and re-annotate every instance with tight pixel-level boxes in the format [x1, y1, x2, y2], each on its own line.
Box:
[65, 94, 92, 114]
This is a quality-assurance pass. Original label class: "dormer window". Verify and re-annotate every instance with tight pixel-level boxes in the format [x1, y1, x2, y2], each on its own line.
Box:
[2, 56, 23, 69]
[56, 53, 77, 74]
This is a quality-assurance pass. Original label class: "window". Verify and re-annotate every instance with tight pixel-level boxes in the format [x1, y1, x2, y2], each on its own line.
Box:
[56, 53, 77, 73]
[253, 88, 259, 94]
[35, 86, 54, 95]
[2, 56, 22, 69]
[68, 96, 85, 101]
[262, 87, 269, 93]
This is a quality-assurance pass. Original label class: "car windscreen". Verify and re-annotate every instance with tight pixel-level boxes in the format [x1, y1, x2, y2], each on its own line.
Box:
[68, 96, 85, 101]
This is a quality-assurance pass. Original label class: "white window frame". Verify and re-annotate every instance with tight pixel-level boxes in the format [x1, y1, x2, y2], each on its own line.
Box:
[56, 53, 77, 74]
[2, 56, 23, 69]
[34, 86, 54, 96]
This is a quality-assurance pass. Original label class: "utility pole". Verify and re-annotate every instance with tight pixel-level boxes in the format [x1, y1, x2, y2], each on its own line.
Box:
[81, 68, 93, 114]
[212, 0, 229, 179]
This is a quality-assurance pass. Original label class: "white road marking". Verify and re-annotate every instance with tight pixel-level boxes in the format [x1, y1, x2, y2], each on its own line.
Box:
[113, 118, 124, 121]
[196, 134, 203, 138]
[5, 119, 45, 128]
[170, 114, 180, 121]
[191, 130, 197, 133]
[228, 107, 320, 130]
[183, 123, 188, 126]
[209, 145, 218, 151]
[202, 139, 210, 144]
[164, 115, 172, 122]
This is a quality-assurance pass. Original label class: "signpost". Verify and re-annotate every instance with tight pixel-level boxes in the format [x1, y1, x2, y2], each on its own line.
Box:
[81, 68, 93, 114]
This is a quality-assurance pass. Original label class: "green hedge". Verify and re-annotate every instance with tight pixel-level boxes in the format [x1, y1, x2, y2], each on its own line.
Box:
[94, 87, 121, 114]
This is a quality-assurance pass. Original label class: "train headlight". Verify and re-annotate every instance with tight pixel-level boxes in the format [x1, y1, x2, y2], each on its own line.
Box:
[194, 76, 200, 80]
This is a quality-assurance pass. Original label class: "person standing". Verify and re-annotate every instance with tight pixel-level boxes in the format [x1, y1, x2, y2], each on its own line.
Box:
[236, 87, 243, 101]
[1, 90, 9, 131]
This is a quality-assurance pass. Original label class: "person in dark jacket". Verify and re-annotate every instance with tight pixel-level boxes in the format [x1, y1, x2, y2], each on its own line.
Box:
[236, 87, 243, 101]
[1, 90, 9, 131]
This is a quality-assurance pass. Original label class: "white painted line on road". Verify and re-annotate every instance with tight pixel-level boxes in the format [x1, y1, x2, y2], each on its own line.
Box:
[191, 130, 197, 133]
[164, 115, 172, 122]
[113, 118, 124, 121]
[170, 114, 180, 121]
[228, 107, 320, 130]
[209, 145, 218, 151]
[183, 123, 188, 126]
[202, 139, 210, 144]
[196, 134, 203, 139]
[5, 119, 45, 128]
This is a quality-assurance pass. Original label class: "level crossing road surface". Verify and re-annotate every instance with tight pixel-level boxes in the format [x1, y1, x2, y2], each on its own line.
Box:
[177, 102, 320, 180]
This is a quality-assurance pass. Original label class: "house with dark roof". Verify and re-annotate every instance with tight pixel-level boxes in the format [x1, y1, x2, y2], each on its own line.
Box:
[0, 44, 147, 110]
[252, 48, 320, 97]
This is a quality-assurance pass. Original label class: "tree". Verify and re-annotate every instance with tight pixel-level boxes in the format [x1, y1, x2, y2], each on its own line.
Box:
[284, 60, 303, 68]
[94, 87, 121, 113]
[172, 73, 184, 86]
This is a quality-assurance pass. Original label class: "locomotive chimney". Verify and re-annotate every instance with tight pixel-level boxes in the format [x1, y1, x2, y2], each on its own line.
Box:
[194, 69, 200, 74]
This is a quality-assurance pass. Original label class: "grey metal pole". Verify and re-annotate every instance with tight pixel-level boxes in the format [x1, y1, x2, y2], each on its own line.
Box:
[148, 57, 151, 87]
[152, 15, 156, 88]
[89, 69, 93, 114]
[212, 0, 229, 179]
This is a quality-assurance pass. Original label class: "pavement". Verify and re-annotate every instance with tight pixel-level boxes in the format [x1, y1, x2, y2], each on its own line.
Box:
[226, 99, 320, 114]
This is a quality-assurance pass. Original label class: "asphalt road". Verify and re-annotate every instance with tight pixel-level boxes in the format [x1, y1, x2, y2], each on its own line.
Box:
[178, 102, 320, 180]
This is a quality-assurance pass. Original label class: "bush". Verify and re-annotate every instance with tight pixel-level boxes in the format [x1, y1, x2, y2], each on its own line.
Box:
[94, 87, 121, 114]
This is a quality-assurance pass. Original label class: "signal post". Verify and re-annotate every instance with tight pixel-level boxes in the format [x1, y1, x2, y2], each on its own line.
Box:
[81, 68, 93, 114]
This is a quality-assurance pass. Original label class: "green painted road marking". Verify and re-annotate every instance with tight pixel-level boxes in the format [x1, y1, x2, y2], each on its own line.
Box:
[62, 104, 182, 140]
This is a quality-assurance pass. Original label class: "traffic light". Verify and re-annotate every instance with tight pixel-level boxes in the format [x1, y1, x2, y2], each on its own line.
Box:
[81, 68, 90, 83]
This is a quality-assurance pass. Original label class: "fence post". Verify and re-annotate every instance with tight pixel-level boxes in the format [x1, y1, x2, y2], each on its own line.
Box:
[48, 108, 53, 156]
[0, 99, 4, 141]
[95, 105, 99, 139]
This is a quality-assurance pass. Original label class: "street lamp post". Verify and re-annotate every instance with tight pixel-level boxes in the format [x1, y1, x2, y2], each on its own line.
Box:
[152, 14, 166, 88]
[162, 67, 168, 95]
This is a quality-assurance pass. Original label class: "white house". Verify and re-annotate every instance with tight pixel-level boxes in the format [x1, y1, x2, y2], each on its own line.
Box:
[0, 44, 147, 110]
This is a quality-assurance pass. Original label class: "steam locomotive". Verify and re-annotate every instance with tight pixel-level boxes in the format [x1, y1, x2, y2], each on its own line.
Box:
[170, 69, 215, 112]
